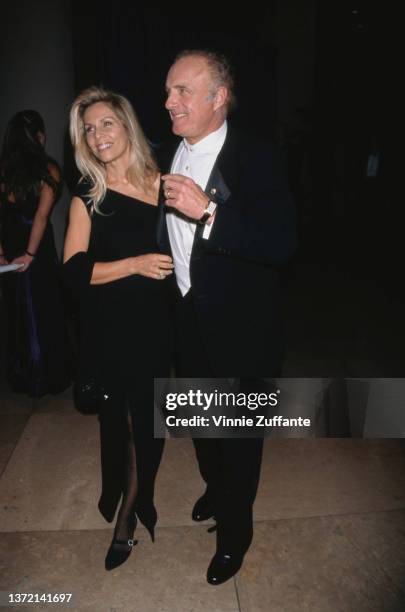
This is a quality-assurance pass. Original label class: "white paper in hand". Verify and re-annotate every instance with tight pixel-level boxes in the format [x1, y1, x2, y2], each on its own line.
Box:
[0, 263, 25, 273]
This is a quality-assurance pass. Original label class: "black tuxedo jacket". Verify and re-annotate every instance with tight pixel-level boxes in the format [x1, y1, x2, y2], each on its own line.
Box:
[156, 127, 296, 377]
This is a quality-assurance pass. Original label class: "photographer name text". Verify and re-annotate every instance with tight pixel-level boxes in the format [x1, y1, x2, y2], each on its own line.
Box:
[165, 415, 311, 428]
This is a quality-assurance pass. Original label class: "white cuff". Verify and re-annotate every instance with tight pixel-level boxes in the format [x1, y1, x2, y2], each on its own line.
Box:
[202, 216, 215, 239]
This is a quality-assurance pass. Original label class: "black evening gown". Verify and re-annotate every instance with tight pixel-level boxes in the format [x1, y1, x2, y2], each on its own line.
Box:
[71, 183, 173, 526]
[0, 191, 71, 396]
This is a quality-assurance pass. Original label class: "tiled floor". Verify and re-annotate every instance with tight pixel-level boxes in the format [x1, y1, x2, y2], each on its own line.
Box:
[0, 388, 405, 611]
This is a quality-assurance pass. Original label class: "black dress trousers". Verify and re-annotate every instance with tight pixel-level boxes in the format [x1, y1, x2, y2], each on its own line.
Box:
[174, 289, 264, 555]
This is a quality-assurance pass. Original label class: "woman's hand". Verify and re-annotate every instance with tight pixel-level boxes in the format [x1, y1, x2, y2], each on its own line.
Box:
[11, 253, 34, 272]
[131, 254, 174, 280]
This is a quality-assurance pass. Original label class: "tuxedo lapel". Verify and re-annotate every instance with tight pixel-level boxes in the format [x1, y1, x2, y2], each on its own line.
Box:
[209, 126, 240, 198]
[205, 166, 231, 206]
[193, 128, 237, 246]
[156, 179, 167, 249]
[156, 138, 180, 251]
[156, 137, 180, 174]
[193, 166, 232, 245]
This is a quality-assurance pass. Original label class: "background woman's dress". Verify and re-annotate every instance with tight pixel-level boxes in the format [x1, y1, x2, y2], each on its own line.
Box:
[0, 190, 71, 396]
[74, 184, 173, 522]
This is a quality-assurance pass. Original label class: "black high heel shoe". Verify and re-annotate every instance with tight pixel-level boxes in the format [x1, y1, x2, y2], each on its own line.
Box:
[143, 522, 155, 543]
[136, 504, 157, 543]
[105, 516, 138, 571]
[98, 498, 115, 524]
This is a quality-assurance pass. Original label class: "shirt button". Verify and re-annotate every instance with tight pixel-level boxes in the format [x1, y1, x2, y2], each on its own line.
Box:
[185, 165, 189, 170]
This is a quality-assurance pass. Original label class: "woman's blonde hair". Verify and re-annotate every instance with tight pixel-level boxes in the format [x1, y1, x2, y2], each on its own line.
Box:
[70, 86, 158, 212]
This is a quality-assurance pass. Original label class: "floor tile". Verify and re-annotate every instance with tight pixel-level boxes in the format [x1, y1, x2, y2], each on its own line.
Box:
[2, 420, 405, 534]
[0, 526, 239, 612]
[236, 516, 405, 612]
[255, 439, 405, 521]
[0, 413, 30, 476]
[336, 509, 405, 594]
[33, 387, 75, 414]
[0, 414, 204, 532]
[0, 412, 103, 532]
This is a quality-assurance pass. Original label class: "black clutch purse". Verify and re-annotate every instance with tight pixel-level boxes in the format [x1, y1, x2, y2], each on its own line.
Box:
[73, 376, 110, 415]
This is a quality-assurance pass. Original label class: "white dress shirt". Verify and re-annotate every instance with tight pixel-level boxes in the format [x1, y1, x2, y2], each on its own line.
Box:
[166, 121, 227, 296]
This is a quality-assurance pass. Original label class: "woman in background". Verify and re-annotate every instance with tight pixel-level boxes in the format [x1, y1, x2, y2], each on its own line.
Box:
[0, 110, 70, 396]
[64, 87, 173, 571]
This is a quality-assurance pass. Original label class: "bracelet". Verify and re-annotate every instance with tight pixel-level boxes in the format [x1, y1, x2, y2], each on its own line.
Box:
[25, 250, 36, 257]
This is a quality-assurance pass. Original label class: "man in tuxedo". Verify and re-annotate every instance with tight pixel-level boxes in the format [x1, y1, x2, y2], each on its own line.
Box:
[157, 49, 296, 584]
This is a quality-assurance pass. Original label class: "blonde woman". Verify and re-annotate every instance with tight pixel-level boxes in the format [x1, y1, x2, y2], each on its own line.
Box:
[64, 87, 174, 570]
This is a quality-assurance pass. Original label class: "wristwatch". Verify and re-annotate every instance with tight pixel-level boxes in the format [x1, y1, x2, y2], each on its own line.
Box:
[197, 200, 217, 225]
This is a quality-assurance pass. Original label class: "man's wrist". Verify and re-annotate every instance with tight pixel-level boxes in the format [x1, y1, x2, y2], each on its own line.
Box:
[198, 200, 217, 225]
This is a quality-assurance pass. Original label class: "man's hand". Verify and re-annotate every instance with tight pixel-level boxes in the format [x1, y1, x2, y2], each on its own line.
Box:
[162, 174, 209, 221]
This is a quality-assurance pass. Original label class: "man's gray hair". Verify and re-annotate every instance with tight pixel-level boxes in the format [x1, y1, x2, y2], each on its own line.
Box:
[174, 49, 236, 111]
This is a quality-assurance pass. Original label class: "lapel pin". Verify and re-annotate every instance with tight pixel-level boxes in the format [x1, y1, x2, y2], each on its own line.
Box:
[210, 188, 217, 195]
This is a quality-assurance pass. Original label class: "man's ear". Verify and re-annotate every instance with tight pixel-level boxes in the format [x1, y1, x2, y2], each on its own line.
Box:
[213, 86, 228, 111]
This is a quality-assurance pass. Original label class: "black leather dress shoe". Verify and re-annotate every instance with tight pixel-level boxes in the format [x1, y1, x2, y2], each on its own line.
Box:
[206, 552, 244, 585]
[192, 492, 215, 522]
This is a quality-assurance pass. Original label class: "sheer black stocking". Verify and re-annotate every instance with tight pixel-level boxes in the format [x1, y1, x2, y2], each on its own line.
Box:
[112, 411, 138, 549]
